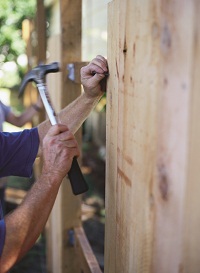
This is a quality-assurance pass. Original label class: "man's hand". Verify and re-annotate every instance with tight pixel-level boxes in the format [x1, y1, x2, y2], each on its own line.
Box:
[41, 124, 80, 180]
[81, 55, 108, 97]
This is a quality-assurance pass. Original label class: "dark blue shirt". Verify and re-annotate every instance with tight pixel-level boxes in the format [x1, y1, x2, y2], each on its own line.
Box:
[0, 128, 39, 256]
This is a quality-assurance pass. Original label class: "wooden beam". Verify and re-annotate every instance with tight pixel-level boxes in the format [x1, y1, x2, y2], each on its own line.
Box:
[182, 2, 200, 268]
[105, 0, 200, 273]
[75, 227, 102, 273]
[152, 1, 196, 272]
[60, 0, 82, 108]
[59, 1, 83, 273]
[21, 19, 36, 116]
[36, 0, 46, 63]
[36, 0, 46, 123]
[105, 0, 157, 272]
[46, 1, 83, 273]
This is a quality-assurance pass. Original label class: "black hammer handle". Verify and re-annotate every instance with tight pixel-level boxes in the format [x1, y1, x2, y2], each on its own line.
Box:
[68, 158, 89, 195]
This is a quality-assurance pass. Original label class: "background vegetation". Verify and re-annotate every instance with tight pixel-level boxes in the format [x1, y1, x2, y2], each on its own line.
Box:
[0, 0, 36, 88]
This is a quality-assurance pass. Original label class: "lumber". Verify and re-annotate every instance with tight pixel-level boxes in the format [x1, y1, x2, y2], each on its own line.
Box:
[105, 0, 157, 272]
[75, 227, 102, 273]
[45, 1, 83, 272]
[105, 0, 200, 273]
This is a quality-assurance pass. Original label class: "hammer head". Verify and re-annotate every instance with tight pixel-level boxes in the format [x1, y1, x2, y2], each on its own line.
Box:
[19, 62, 60, 97]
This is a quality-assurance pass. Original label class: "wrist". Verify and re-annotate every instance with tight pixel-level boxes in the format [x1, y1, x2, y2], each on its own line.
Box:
[83, 89, 104, 100]
[40, 171, 63, 187]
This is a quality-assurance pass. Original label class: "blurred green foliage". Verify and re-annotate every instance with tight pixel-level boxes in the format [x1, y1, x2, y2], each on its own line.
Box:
[0, 0, 36, 87]
[0, 0, 36, 62]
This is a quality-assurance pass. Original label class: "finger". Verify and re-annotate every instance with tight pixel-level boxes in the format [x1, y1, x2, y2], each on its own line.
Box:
[58, 132, 77, 146]
[47, 124, 69, 137]
[96, 55, 107, 64]
[60, 139, 78, 148]
[90, 58, 108, 73]
[83, 63, 107, 77]
[68, 146, 80, 158]
[57, 130, 75, 142]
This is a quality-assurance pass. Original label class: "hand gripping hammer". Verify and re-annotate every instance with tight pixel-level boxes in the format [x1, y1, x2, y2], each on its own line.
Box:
[19, 62, 88, 195]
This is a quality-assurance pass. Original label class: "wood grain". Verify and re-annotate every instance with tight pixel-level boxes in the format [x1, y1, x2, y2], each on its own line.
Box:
[105, 0, 158, 272]
[105, 0, 200, 273]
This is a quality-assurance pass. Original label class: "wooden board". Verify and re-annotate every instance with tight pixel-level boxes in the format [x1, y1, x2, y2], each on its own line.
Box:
[182, 2, 200, 272]
[105, 0, 158, 272]
[75, 227, 102, 273]
[59, 1, 82, 272]
[105, 0, 200, 273]
[45, 1, 83, 271]
[152, 1, 195, 272]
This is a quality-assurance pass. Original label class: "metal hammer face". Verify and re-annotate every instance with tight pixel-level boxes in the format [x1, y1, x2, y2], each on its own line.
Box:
[19, 62, 60, 97]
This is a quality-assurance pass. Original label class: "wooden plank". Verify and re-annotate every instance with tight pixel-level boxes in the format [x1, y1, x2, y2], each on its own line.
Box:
[152, 1, 196, 272]
[45, 34, 63, 273]
[105, 0, 159, 272]
[45, 1, 83, 272]
[59, 1, 82, 272]
[36, 0, 46, 123]
[60, 0, 82, 108]
[75, 227, 102, 273]
[104, 1, 119, 272]
[105, 0, 200, 273]
[182, 1, 200, 272]
[21, 19, 37, 128]
[36, 0, 46, 64]
[45, 34, 82, 273]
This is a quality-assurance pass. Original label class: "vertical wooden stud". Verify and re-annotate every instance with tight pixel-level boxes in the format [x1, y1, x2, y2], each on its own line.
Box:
[46, 1, 82, 272]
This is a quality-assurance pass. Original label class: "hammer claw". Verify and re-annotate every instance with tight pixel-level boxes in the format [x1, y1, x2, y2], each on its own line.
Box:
[19, 62, 60, 97]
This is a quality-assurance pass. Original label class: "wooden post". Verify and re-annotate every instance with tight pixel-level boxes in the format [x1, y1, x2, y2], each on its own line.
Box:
[46, 1, 82, 272]
[152, 1, 196, 272]
[105, 0, 200, 273]
[21, 19, 36, 128]
[60, 1, 82, 272]
[36, 0, 46, 64]
[36, 0, 46, 123]
[183, 3, 200, 271]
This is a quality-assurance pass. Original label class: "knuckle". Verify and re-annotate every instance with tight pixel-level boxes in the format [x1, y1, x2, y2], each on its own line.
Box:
[81, 66, 87, 74]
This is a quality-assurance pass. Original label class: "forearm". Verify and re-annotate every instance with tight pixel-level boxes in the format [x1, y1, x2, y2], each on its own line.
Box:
[7, 105, 39, 128]
[59, 92, 103, 134]
[0, 173, 61, 272]
[37, 92, 103, 155]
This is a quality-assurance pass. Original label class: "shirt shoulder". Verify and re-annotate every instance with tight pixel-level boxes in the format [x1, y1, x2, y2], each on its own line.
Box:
[0, 128, 39, 178]
[0, 101, 11, 131]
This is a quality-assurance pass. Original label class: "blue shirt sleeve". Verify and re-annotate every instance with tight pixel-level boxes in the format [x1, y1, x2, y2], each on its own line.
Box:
[0, 128, 39, 256]
[0, 128, 39, 178]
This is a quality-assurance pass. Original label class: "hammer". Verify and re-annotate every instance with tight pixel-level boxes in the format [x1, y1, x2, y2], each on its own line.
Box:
[19, 62, 89, 195]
